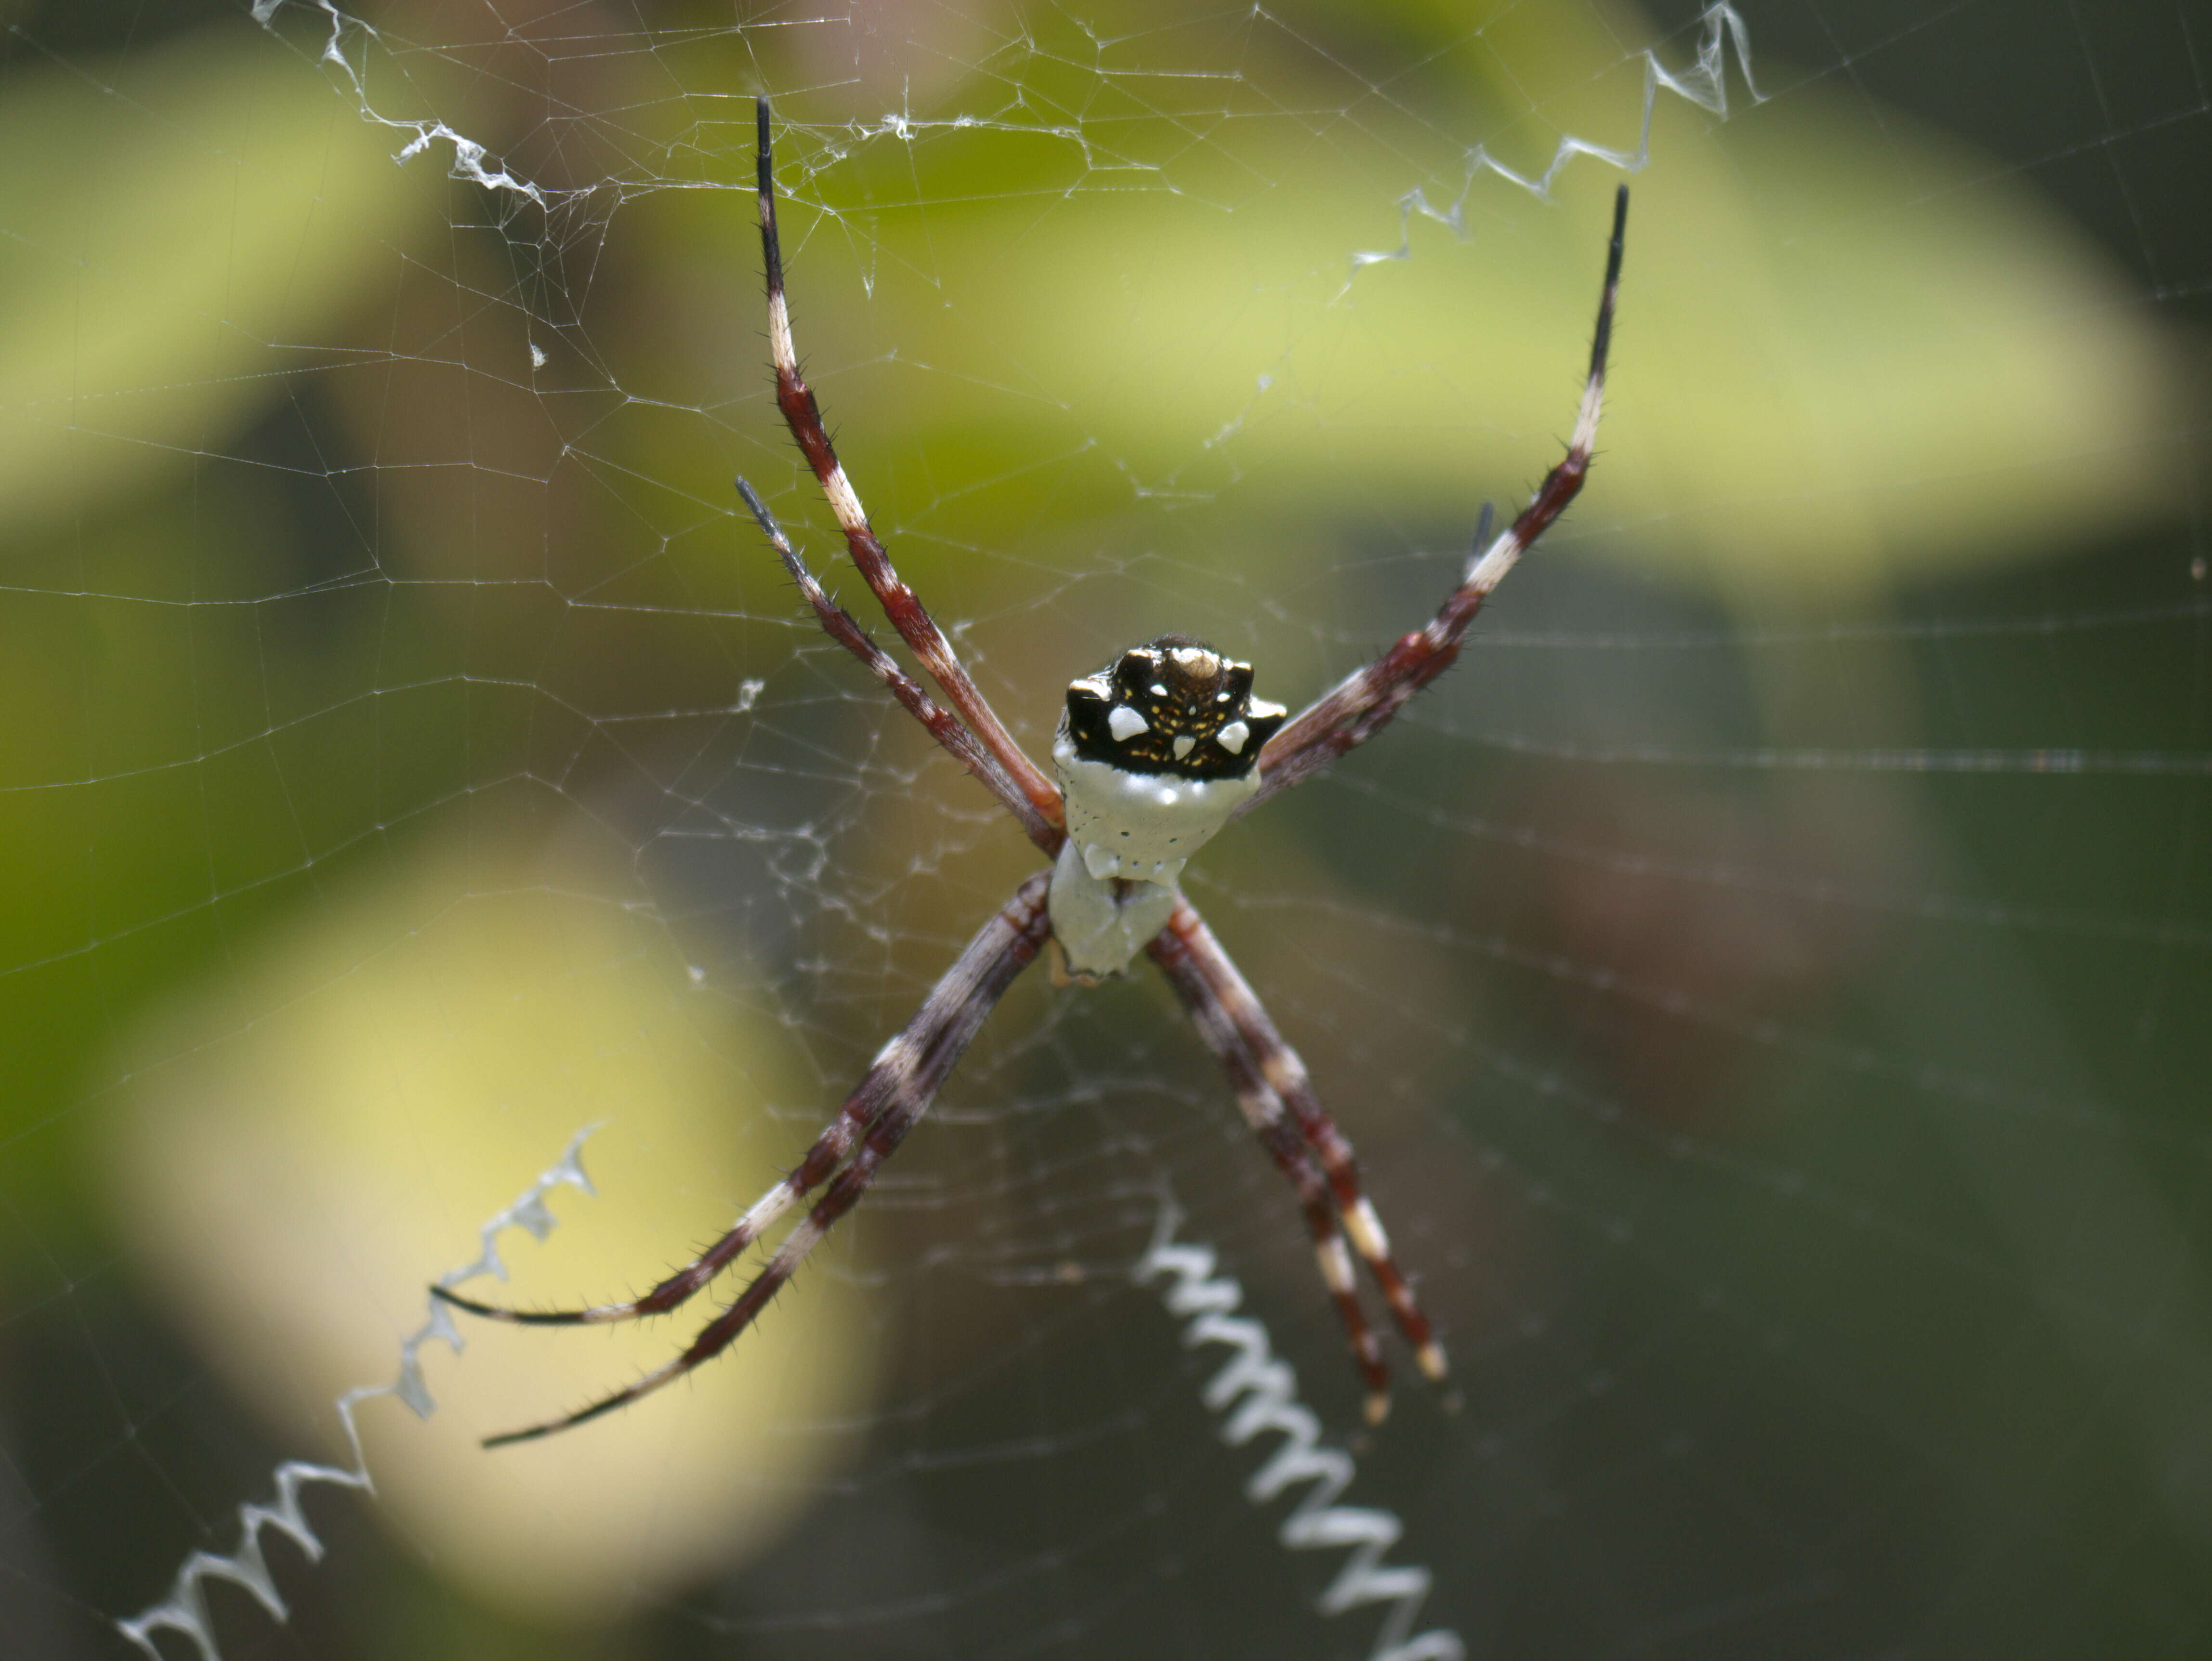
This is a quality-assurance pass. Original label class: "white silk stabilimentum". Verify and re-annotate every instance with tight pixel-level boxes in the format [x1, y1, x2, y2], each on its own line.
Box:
[1136, 1198, 1463, 1661]
[117, 1130, 601, 1661]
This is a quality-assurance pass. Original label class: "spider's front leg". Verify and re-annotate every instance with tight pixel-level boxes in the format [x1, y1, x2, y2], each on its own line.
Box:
[1248, 183, 1629, 810]
[751, 98, 1063, 837]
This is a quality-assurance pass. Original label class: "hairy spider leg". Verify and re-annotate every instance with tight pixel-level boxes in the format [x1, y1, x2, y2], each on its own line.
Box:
[439, 873, 1051, 1384]
[1158, 904, 1447, 1401]
[1250, 183, 1629, 809]
[737, 480, 1059, 849]
[1148, 912, 1393, 1420]
[753, 98, 1065, 834]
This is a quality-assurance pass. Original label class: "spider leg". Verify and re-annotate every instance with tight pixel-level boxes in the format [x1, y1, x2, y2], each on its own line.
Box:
[737, 480, 1058, 848]
[752, 98, 1064, 834]
[1151, 900, 1447, 1411]
[1248, 185, 1628, 810]
[438, 872, 1051, 1358]
[1148, 912, 1393, 1422]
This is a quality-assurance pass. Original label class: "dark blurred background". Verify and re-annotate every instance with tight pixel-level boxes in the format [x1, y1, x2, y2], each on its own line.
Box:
[1, 0, 2207, 1657]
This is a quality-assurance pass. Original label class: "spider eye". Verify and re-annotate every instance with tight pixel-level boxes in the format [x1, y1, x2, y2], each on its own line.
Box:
[1064, 677, 1114, 748]
[1113, 648, 1161, 690]
[1239, 699, 1288, 756]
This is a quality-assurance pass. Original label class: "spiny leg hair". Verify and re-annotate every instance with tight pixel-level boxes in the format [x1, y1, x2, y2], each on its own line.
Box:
[753, 97, 1064, 835]
[437, 873, 1051, 1405]
[1250, 184, 1628, 809]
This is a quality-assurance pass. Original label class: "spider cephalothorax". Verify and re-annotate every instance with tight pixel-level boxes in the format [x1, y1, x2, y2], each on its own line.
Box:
[437, 95, 1626, 1441]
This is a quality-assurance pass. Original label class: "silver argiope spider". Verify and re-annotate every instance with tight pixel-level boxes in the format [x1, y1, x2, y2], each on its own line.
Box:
[436, 99, 1628, 1446]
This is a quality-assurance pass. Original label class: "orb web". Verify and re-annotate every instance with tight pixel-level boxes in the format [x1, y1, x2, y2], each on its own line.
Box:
[0, 2, 2206, 1658]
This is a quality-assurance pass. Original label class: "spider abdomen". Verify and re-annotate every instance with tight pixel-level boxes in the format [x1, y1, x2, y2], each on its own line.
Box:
[1048, 635, 1286, 978]
[1054, 745, 1257, 885]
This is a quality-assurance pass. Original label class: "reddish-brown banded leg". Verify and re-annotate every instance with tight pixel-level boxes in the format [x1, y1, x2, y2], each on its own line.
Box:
[475, 871, 1052, 1446]
[1148, 915, 1392, 1422]
[737, 480, 1059, 849]
[753, 98, 1065, 837]
[439, 872, 1050, 1372]
[1249, 185, 1628, 811]
[1156, 901, 1448, 1397]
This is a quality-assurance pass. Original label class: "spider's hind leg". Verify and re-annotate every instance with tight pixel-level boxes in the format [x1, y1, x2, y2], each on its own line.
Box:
[466, 871, 1054, 1447]
[435, 871, 1054, 1341]
[1148, 911, 1393, 1422]
[1151, 901, 1448, 1414]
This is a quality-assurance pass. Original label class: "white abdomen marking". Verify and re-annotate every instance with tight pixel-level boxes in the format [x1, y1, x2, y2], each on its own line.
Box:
[1053, 735, 1258, 886]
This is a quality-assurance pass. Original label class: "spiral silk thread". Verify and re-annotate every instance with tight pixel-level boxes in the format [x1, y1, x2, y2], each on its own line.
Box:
[116, 1129, 599, 1661]
[1135, 1200, 1465, 1661]
[1343, 3, 1761, 286]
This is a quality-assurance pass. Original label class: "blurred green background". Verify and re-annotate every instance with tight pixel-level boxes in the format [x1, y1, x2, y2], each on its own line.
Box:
[1, 0, 2208, 1657]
